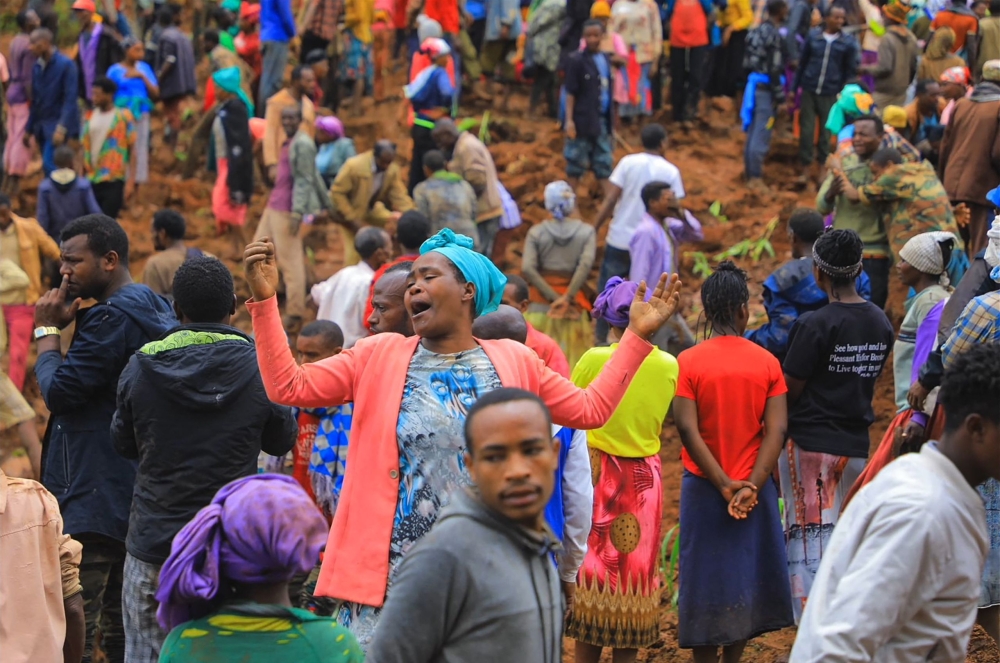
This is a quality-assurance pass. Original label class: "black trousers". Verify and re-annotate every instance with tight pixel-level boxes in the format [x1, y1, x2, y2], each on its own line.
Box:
[863, 256, 890, 310]
[670, 45, 708, 122]
[92, 180, 125, 219]
[530, 66, 558, 118]
[409, 124, 437, 194]
[706, 30, 747, 98]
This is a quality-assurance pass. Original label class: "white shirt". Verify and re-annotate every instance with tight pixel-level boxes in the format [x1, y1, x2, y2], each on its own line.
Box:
[607, 153, 685, 251]
[790, 443, 988, 663]
[310, 261, 376, 348]
[551, 425, 594, 582]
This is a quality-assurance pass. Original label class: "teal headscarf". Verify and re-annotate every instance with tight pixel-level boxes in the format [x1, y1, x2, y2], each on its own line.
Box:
[212, 67, 254, 115]
[825, 83, 875, 135]
[419, 229, 507, 318]
[221, 0, 242, 12]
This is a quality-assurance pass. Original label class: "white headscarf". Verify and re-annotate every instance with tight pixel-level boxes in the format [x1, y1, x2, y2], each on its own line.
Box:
[899, 231, 957, 285]
[986, 214, 1000, 282]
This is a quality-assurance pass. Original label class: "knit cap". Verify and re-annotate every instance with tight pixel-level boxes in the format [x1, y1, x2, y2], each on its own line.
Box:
[899, 231, 956, 278]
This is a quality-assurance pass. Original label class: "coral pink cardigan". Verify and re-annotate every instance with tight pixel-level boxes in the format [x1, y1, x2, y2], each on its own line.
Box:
[248, 295, 652, 606]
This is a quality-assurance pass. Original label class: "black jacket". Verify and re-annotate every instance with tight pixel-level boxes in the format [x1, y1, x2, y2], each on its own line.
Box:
[111, 324, 297, 563]
[36, 283, 178, 542]
[793, 28, 860, 97]
[75, 28, 123, 103]
[564, 50, 614, 138]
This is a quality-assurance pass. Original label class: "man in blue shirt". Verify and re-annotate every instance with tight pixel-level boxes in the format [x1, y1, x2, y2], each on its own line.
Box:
[26, 28, 80, 175]
[564, 20, 615, 189]
[258, 0, 297, 114]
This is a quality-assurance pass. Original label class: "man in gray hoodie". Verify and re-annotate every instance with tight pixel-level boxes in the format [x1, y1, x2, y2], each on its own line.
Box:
[367, 387, 565, 663]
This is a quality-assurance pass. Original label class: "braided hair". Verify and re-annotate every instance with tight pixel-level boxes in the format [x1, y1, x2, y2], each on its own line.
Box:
[700, 261, 749, 338]
[813, 228, 864, 289]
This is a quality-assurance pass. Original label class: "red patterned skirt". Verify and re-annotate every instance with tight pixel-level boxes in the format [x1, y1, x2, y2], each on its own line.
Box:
[566, 449, 663, 648]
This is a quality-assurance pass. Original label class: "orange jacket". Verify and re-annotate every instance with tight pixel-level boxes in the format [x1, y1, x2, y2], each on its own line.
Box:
[6, 214, 61, 305]
[248, 294, 652, 606]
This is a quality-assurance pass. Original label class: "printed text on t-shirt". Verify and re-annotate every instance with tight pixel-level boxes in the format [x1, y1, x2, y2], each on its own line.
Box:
[828, 343, 888, 377]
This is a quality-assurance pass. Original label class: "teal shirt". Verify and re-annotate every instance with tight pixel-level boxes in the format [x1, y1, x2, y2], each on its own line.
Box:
[159, 603, 363, 663]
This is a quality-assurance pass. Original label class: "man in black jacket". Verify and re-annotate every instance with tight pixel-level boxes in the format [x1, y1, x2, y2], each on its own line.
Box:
[563, 20, 616, 189]
[33, 213, 178, 663]
[111, 256, 297, 663]
[792, 6, 859, 180]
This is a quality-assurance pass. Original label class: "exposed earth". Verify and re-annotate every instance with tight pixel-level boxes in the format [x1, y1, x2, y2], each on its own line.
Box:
[0, 34, 996, 662]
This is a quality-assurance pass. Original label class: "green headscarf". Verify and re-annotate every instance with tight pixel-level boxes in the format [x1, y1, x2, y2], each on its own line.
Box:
[212, 67, 254, 114]
[219, 31, 237, 52]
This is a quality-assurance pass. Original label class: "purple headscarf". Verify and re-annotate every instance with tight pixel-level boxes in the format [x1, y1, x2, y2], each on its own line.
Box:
[155, 474, 328, 631]
[315, 115, 345, 140]
[593, 276, 636, 329]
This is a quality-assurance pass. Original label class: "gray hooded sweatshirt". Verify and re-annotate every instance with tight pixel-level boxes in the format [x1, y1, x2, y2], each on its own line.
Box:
[367, 490, 564, 663]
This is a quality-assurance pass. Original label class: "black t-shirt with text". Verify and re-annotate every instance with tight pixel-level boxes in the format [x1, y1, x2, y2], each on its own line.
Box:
[783, 301, 895, 458]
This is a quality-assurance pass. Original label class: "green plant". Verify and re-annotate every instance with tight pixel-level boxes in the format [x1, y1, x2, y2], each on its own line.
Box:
[660, 525, 681, 611]
[713, 239, 753, 261]
[687, 252, 714, 279]
[708, 200, 729, 223]
[479, 111, 491, 144]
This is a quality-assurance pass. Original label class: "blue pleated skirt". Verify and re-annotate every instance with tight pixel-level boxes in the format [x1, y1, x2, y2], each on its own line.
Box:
[678, 471, 794, 648]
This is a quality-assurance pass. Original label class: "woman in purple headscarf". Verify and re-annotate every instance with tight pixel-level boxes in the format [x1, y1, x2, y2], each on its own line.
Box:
[315, 115, 356, 187]
[565, 276, 679, 662]
[156, 474, 362, 662]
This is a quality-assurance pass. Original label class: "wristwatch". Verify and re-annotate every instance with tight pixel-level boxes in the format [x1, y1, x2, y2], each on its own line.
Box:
[33, 326, 61, 340]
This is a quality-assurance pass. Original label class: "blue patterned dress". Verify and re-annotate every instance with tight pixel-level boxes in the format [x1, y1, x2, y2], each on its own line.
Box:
[980, 478, 1000, 608]
[336, 344, 501, 649]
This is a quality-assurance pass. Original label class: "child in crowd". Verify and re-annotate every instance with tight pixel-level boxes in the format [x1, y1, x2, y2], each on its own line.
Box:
[791, 343, 1000, 661]
[674, 261, 794, 663]
[367, 388, 564, 662]
[779, 228, 895, 621]
[82, 76, 136, 219]
[567, 277, 678, 663]
[564, 20, 616, 189]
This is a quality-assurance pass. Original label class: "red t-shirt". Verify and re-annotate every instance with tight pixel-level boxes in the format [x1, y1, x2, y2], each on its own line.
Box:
[931, 10, 979, 52]
[670, 0, 710, 49]
[425, 0, 461, 34]
[675, 336, 787, 481]
[525, 323, 570, 378]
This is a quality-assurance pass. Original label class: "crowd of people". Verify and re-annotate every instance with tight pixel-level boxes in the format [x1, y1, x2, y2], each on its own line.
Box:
[1, 0, 1000, 662]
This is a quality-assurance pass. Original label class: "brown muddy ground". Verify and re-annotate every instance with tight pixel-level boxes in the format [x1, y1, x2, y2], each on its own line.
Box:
[0, 45, 995, 662]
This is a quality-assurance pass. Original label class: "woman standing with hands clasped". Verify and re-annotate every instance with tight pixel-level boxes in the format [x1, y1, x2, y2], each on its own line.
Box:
[673, 261, 794, 663]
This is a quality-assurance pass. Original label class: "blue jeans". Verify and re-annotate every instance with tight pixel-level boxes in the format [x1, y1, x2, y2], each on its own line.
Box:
[258, 40, 290, 115]
[744, 87, 774, 180]
[594, 244, 631, 345]
[40, 136, 56, 176]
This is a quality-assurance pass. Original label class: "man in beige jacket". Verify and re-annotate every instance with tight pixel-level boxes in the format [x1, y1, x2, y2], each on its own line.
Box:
[330, 140, 414, 265]
[262, 66, 317, 181]
[432, 119, 504, 259]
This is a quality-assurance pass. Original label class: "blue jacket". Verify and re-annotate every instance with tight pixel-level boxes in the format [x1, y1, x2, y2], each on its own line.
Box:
[792, 27, 860, 96]
[27, 51, 80, 140]
[745, 257, 871, 360]
[260, 0, 296, 43]
[564, 50, 615, 138]
[484, 0, 522, 41]
[36, 174, 103, 241]
[36, 283, 177, 541]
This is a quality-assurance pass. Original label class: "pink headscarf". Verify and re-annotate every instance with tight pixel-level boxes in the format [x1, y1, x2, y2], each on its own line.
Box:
[315, 115, 344, 140]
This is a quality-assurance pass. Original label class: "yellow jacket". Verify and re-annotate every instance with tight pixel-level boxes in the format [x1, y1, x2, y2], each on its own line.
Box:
[5, 214, 60, 305]
[330, 151, 414, 264]
[262, 89, 316, 167]
[719, 0, 752, 30]
[344, 0, 376, 43]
